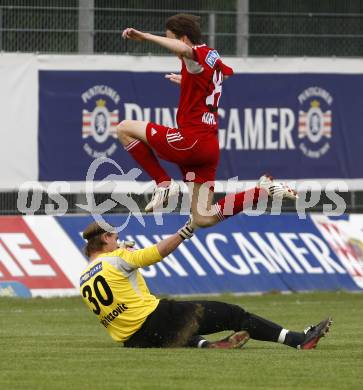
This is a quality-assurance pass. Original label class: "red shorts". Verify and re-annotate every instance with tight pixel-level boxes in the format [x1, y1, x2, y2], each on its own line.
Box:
[146, 122, 219, 184]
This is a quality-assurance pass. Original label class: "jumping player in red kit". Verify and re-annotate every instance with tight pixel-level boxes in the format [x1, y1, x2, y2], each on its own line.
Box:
[118, 14, 297, 231]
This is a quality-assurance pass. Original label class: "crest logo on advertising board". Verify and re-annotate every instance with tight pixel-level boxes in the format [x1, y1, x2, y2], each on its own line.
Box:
[81, 85, 120, 158]
[298, 87, 333, 159]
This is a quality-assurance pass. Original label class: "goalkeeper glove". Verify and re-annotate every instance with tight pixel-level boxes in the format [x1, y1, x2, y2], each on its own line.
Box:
[178, 218, 195, 240]
[117, 239, 136, 249]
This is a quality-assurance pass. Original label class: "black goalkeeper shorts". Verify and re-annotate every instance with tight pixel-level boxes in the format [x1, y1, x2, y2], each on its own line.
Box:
[123, 298, 264, 348]
[124, 299, 203, 348]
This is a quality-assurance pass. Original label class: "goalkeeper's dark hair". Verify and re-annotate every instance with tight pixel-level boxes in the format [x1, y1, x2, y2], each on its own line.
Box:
[82, 222, 114, 258]
[165, 13, 202, 44]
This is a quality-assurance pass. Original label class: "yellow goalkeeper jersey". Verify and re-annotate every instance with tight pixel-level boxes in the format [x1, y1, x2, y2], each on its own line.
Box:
[80, 245, 162, 342]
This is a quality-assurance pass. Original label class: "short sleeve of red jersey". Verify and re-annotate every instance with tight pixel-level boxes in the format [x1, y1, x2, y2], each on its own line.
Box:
[192, 45, 234, 77]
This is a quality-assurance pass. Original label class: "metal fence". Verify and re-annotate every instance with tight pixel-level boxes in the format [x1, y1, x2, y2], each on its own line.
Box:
[0, 0, 363, 56]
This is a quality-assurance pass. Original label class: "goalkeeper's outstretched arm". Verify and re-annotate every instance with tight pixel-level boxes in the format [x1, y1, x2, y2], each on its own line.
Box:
[120, 219, 195, 268]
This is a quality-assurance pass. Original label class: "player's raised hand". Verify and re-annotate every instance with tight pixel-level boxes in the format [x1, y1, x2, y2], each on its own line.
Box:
[122, 28, 146, 41]
[165, 73, 182, 85]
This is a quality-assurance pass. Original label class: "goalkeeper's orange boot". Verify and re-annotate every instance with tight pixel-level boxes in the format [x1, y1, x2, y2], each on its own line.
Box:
[208, 331, 250, 349]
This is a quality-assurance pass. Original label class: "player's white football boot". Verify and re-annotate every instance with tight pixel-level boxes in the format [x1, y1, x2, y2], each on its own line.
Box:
[258, 174, 298, 200]
[145, 180, 180, 212]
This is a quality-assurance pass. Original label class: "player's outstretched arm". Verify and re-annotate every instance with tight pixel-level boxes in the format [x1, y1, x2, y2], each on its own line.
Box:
[156, 219, 194, 257]
[156, 233, 184, 258]
[120, 219, 194, 268]
[122, 27, 193, 58]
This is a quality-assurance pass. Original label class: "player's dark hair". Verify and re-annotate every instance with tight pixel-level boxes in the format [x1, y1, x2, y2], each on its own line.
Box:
[165, 13, 202, 44]
[82, 222, 113, 258]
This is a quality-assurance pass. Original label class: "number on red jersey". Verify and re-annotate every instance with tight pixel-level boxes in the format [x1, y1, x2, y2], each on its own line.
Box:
[206, 70, 223, 111]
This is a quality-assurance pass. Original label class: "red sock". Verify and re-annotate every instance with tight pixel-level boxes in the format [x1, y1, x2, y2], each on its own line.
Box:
[215, 187, 268, 221]
[125, 140, 170, 185]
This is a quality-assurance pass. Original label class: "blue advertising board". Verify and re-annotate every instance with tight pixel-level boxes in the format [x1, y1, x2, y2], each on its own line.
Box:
[39, 70, 363, 181]
[56, 213, 362, 295]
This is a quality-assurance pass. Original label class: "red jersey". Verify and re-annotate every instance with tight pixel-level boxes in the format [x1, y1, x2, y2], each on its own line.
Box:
[176, 44, 233, 133]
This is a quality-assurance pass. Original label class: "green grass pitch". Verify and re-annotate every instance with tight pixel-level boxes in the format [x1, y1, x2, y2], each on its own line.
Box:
[1, 292, 362, 390]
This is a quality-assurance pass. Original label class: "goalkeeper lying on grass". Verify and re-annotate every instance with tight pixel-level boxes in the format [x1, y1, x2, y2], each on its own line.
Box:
[80, 221, 331, 349]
